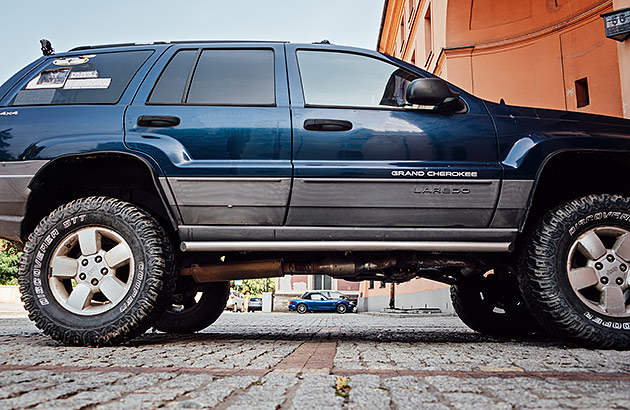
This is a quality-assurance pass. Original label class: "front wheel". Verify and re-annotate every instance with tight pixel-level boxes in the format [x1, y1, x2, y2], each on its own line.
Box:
[18, 197, 176, 346]
[519, 194, 630, 349]
[153, 279, 229, 333]
[335, 303, 347, 314]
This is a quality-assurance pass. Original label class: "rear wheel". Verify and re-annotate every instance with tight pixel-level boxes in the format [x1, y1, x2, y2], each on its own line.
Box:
[451, 268, 540, 337]
[18, 197, 176, 346]
[153, 279, 229, 333]
[519, 194, 630, 348]
[296, 303, 308, 314]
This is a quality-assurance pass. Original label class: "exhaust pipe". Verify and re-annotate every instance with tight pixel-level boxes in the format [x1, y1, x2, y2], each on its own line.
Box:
[181, 260, 284, 282]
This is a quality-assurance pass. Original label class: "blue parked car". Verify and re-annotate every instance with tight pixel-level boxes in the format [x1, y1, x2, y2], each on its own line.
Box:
[289, 292, 357, 314]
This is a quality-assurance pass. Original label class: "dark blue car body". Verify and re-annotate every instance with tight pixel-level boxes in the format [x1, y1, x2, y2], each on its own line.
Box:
[3, 40, 630, 348]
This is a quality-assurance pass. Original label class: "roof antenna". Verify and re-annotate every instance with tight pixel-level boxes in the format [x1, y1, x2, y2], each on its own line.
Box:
[40, 39, 54, 56]
[312, 39, 331, 44]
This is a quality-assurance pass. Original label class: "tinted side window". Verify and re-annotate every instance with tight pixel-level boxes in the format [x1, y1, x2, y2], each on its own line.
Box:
[187, 49, 275, 105]
[10, 51, 152, 106]
[297, 51, 419, 108]
[149, 50, 197, 104]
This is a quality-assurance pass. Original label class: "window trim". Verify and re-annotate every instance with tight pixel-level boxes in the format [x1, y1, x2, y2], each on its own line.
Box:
[146, 47, 277, 107]
[295, 49, 423, 111]
[9, 49, 154, 107]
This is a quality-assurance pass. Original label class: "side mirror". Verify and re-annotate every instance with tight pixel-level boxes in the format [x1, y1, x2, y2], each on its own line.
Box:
[406, 78, 464, 112]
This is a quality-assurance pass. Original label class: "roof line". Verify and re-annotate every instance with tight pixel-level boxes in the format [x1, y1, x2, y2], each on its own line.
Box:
[69, 40, 289, 52]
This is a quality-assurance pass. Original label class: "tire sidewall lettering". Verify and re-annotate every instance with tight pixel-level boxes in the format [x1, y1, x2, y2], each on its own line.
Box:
[559, 208, 630, 334]
[28, 210, 147, 328]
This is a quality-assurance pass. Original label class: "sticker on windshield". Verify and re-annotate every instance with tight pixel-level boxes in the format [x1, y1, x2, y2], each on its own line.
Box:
[25, 68, 71, 89]
[69, 70, 98, 79]
[53, 57, 89, 66]
[63, 78, 111, 89]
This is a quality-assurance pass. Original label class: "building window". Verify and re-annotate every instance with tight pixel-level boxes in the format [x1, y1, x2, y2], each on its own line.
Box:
[575, 77, 590, 108]
[399, 18, 406, 54]
[424, 4, 433, 67]
[369, 280, 374, 289]
[314, 275, 333, 290]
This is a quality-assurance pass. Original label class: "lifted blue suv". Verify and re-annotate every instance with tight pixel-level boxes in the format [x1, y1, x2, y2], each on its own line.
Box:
[1, 40, 630, 348]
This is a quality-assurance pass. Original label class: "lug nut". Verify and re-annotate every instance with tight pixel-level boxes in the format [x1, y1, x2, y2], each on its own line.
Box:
[601, 277, 609, 285]
[81, 259, 89, 266]
[595, 262, 604, 270]
[607, 255, 616, 263]
[79, 273, 86, 280]
[91, 278, 99, 286]
[95, 256, 103, 263]
[621, 264, 627, 272]
[101, 268, 108, 275]
[616, 277, 625, 286]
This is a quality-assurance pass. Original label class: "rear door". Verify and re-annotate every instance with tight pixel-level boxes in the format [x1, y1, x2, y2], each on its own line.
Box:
[285, 45, 500, 228]
[125, 44, 291, 226]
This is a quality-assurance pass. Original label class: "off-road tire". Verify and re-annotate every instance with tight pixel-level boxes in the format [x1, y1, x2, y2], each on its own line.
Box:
[451, 270, 540, 337]
[296, 303, 308, 314]
[519, 194, 630, 349]
[335, 303, 347, 314]
[153, 280, 229, 333]
[18, 197, 176, 346]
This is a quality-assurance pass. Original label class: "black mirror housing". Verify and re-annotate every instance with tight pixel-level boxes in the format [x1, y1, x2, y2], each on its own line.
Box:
[406, 78, 462, 110]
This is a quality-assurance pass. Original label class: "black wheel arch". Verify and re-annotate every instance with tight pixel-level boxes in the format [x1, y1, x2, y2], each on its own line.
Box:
[22, 151, 180, 245]
[519, 150, 630, 239]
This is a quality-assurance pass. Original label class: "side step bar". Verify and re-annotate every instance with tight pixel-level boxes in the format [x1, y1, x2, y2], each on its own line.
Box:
[180, 241, 512, 253]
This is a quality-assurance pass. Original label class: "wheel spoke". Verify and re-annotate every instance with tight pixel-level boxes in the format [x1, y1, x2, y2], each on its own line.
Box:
[66, 284, 93, 311]
[99, 276, 126, 303]
[569, 267, 599, 290]
[51, 256, 78, 278]
[602, 286, 626, 315]
[78, 228, 100, 256]
[104, 243, 132, 269]
[614, 233, 630, 262]
[577, 231, 607, 261]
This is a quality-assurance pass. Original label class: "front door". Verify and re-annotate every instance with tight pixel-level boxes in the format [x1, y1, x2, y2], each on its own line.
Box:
[285, 45, 500, 228]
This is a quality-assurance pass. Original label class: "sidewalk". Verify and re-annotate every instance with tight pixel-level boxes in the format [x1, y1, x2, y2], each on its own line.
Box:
[0, 303, 27, 317]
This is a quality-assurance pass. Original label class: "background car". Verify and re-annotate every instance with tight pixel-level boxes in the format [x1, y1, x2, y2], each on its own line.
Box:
[225, 290, 244, 311]
[289, 292, 357, 314]
[248, 297, 263, 312]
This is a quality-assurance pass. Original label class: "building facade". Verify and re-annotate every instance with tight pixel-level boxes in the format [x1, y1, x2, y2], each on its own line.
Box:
[361, 0, 630, 312]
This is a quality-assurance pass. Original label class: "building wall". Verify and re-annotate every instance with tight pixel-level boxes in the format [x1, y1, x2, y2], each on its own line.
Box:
[615, 0, 630, 118]
[378, 0, 625, 116]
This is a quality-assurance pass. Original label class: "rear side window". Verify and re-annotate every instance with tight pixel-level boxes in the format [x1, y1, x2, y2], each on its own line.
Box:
[10, 51, 152, 106]
[297, 50, 419, 108]
[149, 49, 275, 106]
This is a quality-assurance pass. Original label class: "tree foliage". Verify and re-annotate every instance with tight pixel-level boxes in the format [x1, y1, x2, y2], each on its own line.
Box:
[231, 278, 276, 296]
[0, 240, 21, 285]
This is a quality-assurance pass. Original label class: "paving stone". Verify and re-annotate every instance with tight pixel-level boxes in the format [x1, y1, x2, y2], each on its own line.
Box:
[0, 313, 628, 409]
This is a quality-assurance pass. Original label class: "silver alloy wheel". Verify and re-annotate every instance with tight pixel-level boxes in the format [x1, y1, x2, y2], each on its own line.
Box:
[49, 227, 134, 316]
[566, 226, 630, 317]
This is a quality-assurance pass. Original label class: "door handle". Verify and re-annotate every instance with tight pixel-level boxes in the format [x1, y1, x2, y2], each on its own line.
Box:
[303, 119, 353, 132]
[137, 115, 181, 127]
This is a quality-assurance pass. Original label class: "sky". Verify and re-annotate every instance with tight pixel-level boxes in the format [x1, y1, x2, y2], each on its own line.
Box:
[0, 0, 385, 85]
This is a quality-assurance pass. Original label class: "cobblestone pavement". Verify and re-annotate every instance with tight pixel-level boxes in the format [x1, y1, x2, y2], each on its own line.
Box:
[0, 309, 629, 409]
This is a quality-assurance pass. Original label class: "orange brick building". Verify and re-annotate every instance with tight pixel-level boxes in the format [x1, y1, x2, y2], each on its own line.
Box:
[359, 0, 630, 312]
